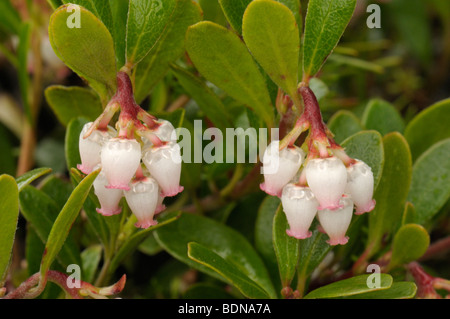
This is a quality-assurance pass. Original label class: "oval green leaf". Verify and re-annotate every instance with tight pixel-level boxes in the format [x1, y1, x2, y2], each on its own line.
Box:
[40, 169, 99, 279]
[125, 0, 177, 67]
[407, 138, 450, 225]
[0, 175, 19, 285]
[154, 212, 276, 298]
[362, 99, 405, 136]
[302, 0, 356, 78]
[187, 242, 271, 299]
[186, 21, 274, 127]
[327, 110, 364, 144]
[304, 274, 393, 299]
[404, 98, 450, 161]
[344, 282, 417, 299]
[389, 224, 430, 270]
[242, 0, 300, 98]
[49, 4, 117, 103]
[16, 167, 52, 192]
[45, 85, 103, 126]
[367, 132, 412, 257]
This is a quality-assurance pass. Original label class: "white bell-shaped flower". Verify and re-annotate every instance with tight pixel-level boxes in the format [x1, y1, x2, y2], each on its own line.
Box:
[260, 141, 305, 197]
[281, 184, 319, 239]
[78, 122, 116, 174]
[345, 160, 376, 215]
[93, 169, 123, 216]
[100, 138, 141, 191]
[305, 156, 347, 210]
[317, 196, 354, 245]
[142, 142, 183, 197]
[143, 120, 177, 149]
[125, 177, 159, 229]
[155, 193, 166, 215]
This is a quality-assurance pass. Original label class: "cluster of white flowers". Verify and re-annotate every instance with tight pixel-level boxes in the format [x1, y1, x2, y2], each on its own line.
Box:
[78, 119, 183, 229]
[261, 141, 375, 245]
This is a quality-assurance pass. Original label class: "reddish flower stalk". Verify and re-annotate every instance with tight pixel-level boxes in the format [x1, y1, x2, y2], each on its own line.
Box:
[407, 262, 450, 299]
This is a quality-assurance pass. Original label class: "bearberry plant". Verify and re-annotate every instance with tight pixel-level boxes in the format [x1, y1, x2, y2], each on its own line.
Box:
[0, 0, 449, 300]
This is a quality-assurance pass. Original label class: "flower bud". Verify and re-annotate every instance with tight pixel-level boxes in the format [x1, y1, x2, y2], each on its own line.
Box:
[345, 160, 375, 215]
[100, 138, 142, 191]
[125, 177, 159, 229]
[305, 157, 347, 210]
[93, 169, 123, 216]
[78, 122, 116, 174]
[142, 142, 183, 197]
[281, 184, 319, 239]
[260, 141, 305, 197]
[317, 196, 353, 245]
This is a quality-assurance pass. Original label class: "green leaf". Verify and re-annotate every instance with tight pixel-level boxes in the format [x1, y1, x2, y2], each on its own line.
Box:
[389, 224, 429, 270]
[19, 186, 82, 269]
[81, 245, 102, 283]
[40, 169, 99, 279]
[154, 212, 276, 298]
[39, 175, 74, 210]
[344, 281, 417, 299]
[361, 99, 405, 136]
[242, 0, 300, 98]
[273, 203, 299, 287]
[186, 21, 274, 127]
[183, 283, 236, 299]
[0, 175, 19, 285]
[327, 110, 364, 144]
[404, 98, 450, 161]
[65, 117, 89, 171]
[16, 167, 53, 192]
[125, 0, 177, 67]
[109, 0, 129, 68]
[368, 133, 412, 257]
[341, 130, 384, 190]
[171, 64, 232, 130]
[48, 4, 117, 103]
[218, 0, 252, 34]
[407, 138, 450, 225]
[46, 0, 63, 10]
[0, 0, 21, 34]
[109, 211, 181, 275]
[304, 274, 393, 299]
[199, 0, 227, 26]
[187, 242, 271, 299]
[302, 0, 356, 78]
[133, 0, 201, 103]
[45, 86, 103, 127]
[401, 202, 416, 226]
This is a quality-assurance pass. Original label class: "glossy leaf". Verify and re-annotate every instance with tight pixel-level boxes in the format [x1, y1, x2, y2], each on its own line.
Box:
[171, 64, 232, 130]
[361, 99, 405, 136]
[407, 138, 450, 225]
[218, 0, 251, 34]
[401, 202, 416, 226]
[133, 0, 201, 103]
[404, 98, 450, 161]
[0, 175, 19, 285]
[304, 274, 393, 299]
[242, 0, 300, 98]
[389, 224, 430, 270]
[186, 21, 274, 127]
[154, 212, 276, 298]
[273, 203, 299, 287]
[81, 245, 102, 283]
[344, 282, 417, 299]
[341, 130, 384, 190]
[367, 133, 412, 257]
[40, 169, 99, 279]
[327, 110, 364, 144]
[109, 0, 129, 68]
[16, 167, 52, 192]
[302, 0, 356, 78]
[49, 5, 117, 103]
[125, 0, 177, 67]
[45, 85, 103, 126]
[19, 186, 82, 269]
[187, 242, 271, 299]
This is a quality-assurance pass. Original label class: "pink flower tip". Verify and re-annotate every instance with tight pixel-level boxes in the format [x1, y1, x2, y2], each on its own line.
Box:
[259, 182, 282, 197]
[135, 219, 158, 229]
[317, 203, 344, 211]
[327, 236, 349, 246]
[354, 199, 376, 215]
[96, 207, 122, 216]
[155, 204, 166, 215]
[162, 186, 184, 197]
[77, 164, 92, 175]
[286, 229, 312, 240]
[105, 183, 131, 191]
